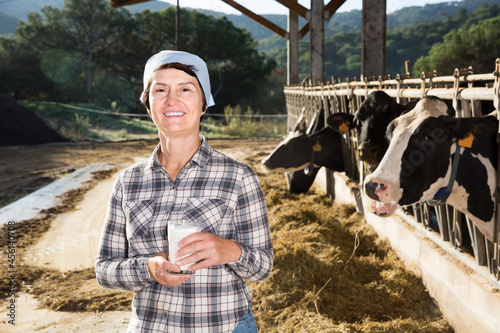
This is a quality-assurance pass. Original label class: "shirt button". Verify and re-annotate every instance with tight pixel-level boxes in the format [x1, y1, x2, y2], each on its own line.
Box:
[167, 287, 173, 292]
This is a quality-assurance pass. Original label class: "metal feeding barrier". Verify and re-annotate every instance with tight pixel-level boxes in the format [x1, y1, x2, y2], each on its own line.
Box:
[284, 59, 500, 282]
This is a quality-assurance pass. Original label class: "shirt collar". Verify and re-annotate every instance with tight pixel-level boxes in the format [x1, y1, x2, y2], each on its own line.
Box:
[192, 136, 212, 168]
[144, 136, 212, 174]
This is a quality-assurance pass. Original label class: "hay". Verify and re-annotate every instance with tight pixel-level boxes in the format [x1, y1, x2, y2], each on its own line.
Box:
[0, 149, 452, 332]
[244, 153, 452, 333]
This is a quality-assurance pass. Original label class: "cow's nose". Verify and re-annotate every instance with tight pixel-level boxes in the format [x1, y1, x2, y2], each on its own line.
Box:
[364, 180, 387, 201]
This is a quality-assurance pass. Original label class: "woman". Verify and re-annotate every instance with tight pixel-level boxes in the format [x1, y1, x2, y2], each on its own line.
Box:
[95, 50, 273, 332]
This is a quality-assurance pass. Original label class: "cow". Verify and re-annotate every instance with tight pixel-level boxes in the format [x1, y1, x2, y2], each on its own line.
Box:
[262, 125, 344, 172]
[327, 91, 418, 171]
[281, 109, 319, 194]
[285, 167, 320, 194]
[262, 106, 345, 193]
[363, 96, 498, 242]
[261, 107, 318, 194]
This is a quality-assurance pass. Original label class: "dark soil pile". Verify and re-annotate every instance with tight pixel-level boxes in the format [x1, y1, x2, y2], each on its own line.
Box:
[0, 95, 67, 146]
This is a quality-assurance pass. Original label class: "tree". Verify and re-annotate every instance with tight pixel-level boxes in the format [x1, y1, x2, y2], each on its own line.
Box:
[0, 0, 136, 105]
[63, 0, 133, 103]
[414, 16, 500, 75]
[0, 1, 281, 114]
[134, 8, 279, 113]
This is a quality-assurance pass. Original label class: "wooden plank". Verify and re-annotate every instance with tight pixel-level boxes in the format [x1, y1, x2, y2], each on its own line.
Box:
[299, 22, 310, 39]
[221, 0, 288, 38]
[275, 0, 309, 19]
[287, 0, 299, 85]
[324, 0, 347, 19]
[310, 0, 324, 82]
[361, 0, 386, 79]
[111, 0, 151, 7]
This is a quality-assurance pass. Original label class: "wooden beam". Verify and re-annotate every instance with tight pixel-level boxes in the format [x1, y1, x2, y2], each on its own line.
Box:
[324, 0, 347, 20]
[274, 0, 309, 19]
[221, 0, 288, 39]
[361, 0, 386, 79]
[299, 22, 309, 39]
[111, 0, 151, 7]
[298, 0, 346, 38]
[310, 0, 324, 82]
[287, 0, 299, 84]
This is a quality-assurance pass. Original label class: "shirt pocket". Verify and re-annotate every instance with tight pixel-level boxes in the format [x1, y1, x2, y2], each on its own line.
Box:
[184, 198, 232, 234]
[124, 199, 156, 238]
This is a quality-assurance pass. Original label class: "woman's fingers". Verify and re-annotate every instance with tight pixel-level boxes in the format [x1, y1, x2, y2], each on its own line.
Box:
[148, 252, 193, 286]
[175, 233, 242, 269]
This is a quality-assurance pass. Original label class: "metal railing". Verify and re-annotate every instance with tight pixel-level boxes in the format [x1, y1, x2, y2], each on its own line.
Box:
[284, 59, 500, 281]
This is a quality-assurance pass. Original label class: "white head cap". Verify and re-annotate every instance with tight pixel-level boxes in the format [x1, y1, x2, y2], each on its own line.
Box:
[142, 50, 215, 107]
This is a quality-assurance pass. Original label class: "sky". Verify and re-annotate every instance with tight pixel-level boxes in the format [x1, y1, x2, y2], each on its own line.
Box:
[157, 0, 453, 15]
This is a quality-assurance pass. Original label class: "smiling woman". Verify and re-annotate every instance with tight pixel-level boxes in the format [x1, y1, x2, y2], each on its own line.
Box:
[146, 64, 206, 141]
[95, 50, 273, 333]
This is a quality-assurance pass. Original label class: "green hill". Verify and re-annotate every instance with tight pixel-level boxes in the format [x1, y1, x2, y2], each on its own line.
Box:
[0, 12, 18, 35]
[2, 0, 499, 81]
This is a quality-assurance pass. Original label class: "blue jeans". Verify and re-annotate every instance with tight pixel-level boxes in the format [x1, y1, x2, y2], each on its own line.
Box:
[232, 308, 258, 333]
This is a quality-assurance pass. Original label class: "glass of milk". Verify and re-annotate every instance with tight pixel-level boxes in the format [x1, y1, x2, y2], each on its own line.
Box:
[168, 219, 201, 274]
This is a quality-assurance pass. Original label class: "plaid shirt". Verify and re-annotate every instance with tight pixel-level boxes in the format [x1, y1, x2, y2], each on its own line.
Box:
[95, 138, 273, 332]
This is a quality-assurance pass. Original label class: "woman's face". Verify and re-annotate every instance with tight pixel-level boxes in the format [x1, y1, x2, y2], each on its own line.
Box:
[147, 68, 205, 138]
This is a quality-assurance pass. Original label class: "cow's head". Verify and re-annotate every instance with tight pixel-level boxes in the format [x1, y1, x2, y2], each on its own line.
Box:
[327, 91, 415, 171]
[261, 129, 313, 172]
[262, 107, 326, 172]
[364, 96, 498, 225]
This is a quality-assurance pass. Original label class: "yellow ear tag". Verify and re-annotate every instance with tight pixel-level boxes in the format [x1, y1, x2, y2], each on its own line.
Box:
[458, 132, 474, 148]
[312, 141, 322, 152]
[338, 122, 350, 132]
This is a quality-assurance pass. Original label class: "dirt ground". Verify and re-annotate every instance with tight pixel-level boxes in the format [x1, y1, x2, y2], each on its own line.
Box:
[0, 138, 281, 332]
[0, 138, 276, 208]
[0, 137, 451, 332]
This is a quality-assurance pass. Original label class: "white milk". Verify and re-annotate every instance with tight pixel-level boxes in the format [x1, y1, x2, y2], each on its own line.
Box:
[168, 221, 200, 272]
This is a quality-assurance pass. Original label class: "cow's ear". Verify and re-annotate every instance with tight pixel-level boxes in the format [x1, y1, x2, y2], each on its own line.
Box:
[455, 116, 498, 148]
[290, 111, 308, 133]
[327, 113, 355, 133]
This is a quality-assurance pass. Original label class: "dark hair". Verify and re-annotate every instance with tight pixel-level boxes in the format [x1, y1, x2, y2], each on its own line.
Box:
[140, 62, 207, 121]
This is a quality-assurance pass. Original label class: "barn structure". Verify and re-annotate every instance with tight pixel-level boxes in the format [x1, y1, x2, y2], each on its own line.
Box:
[112, 1, 500, 332]
[111, 0, 387, 84]
[284, 65, 500, 333]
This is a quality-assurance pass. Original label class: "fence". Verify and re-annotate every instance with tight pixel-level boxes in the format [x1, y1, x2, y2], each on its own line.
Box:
[283, 59, 500, 282]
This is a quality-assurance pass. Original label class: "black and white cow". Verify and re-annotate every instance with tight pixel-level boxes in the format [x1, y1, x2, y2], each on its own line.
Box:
[262, 107, 344, 193]
[364, 96, 498, 241]
[327, 91, 418, 170]
[285, 168, 321, 194]
[262, 125, 344, 172]
[260, 108, 321, 193]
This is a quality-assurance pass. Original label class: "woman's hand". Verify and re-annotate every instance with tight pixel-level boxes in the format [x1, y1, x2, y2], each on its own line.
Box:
[174, 232, 242, 271]
[147, 252, 193, 287]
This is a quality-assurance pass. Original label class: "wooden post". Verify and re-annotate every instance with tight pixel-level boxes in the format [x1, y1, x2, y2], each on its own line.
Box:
[310, 0, 324, 82]
[287, 0, 299, 85]
[176, 0, 180, 50]
[361, 0, 386, 79]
